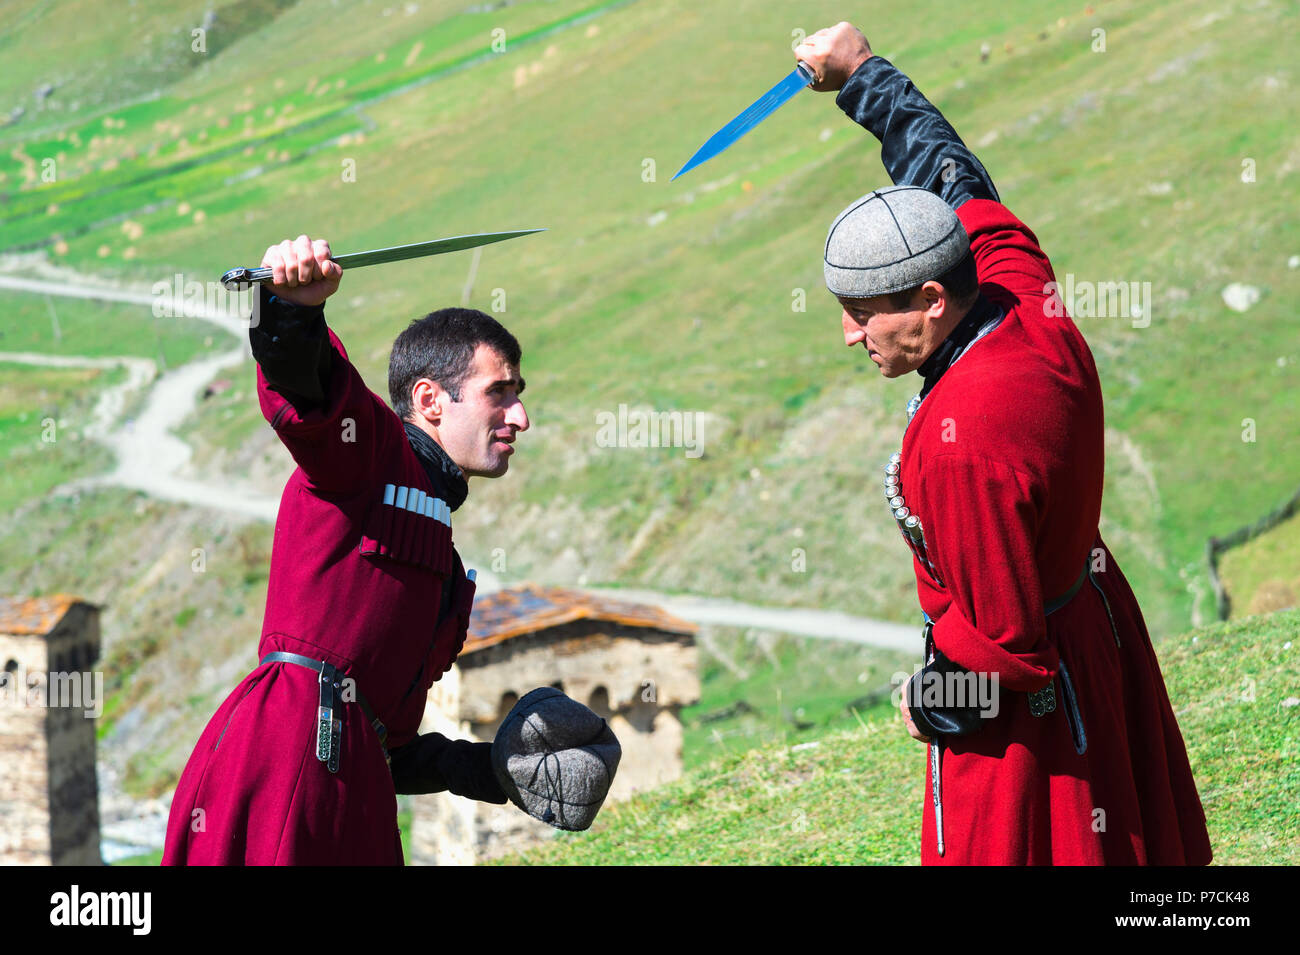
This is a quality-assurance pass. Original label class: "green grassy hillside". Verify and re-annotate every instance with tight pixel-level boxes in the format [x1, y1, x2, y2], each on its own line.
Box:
[500, 609, 1300, 865]
[0, 0, 1296, 807]
[1219, 507, 1300, 618]
[0, 360, 118, 511]
[4, 0, 1296, 633]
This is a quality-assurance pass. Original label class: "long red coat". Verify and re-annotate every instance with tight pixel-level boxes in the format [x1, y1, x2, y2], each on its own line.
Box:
[162, 326, 475, 865]
[902, 199, 1212, 865]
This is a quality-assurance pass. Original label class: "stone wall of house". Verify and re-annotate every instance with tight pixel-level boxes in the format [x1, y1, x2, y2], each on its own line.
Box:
[406, 620, 698, 864]
[406, 663, 478, 867]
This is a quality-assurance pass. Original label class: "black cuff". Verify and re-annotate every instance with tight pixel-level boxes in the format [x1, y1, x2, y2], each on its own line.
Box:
[836, 55, 998, 208]
[906, 648, 997, 738]
[249, 284, 332, 408]
[388, 735, 507, 803]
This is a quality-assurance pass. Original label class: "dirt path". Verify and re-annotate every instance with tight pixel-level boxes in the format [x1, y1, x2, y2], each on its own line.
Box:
[0, 270, 280, 519]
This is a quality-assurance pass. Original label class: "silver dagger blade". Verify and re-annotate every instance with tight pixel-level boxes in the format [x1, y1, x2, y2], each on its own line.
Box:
[220, 229, 546, 290]
[672, 62, 814, 181]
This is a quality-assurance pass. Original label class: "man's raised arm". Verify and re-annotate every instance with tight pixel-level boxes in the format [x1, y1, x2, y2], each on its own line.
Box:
[249, 235, 342, 409]
[249, 234, 397, 495]
[796, 22, 999, 209]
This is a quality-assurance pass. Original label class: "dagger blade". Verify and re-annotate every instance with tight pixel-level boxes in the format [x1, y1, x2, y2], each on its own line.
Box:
[221, 229, 546, 290]
[672, 62, 815, 181]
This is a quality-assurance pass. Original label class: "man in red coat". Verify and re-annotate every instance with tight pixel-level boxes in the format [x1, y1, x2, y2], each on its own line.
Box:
[798, 23, 1212, 864]
[163, 236, 529, 864]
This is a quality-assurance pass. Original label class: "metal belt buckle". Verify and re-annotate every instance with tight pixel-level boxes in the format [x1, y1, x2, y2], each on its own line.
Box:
[1027, 680, 1057, 717]
[328, 717, 342, 774]
[316, 706, 334, 762]
[317, 662, 343, 772]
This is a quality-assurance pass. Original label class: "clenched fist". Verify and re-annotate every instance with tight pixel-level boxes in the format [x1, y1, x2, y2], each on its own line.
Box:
[795, 22, 873, 92]
[262, 234, 342, 307]
[900, 686, 932, 744]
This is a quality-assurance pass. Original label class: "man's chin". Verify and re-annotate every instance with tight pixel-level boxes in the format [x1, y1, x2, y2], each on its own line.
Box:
[466, 459, 510, 479]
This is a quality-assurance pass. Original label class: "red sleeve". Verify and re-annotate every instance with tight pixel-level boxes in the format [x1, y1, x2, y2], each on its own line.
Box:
[257, 325, 398, 495]
[920, 452, 1059, 692]
[956, 199, 1057, 304]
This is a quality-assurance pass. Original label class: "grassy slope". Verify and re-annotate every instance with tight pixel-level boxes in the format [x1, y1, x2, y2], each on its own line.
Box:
[0, 0, 1296, 802]
[5, 0, 1293, 636]
[0, 361, 118, 511]
[0, 290, 216, 364]
[1219, 507, 1300, 618]
[679, 627, 913, 771]
[500, 609, 1300, 865]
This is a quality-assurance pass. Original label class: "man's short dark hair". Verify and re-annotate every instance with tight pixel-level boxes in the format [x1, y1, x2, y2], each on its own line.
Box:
[886, 249, 979, 311]
[388, 308, 522, 420]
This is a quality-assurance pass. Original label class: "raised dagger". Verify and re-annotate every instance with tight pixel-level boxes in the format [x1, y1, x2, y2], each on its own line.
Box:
[220, 229, 546, 291]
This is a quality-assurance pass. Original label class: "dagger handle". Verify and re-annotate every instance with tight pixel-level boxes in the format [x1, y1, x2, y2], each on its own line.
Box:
[220, 261, 344, 291]
[220, 266, 273, 291]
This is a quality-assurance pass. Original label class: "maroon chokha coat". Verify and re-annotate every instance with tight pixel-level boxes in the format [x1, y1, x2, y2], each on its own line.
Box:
[902, 199, 1212, 865]
[163, 321, 475, 865]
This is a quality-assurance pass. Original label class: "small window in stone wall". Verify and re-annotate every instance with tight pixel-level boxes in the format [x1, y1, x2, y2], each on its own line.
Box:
[499, 691, 518, 719]
[627, 699, 658, 733]
[588, 686, 611, 719]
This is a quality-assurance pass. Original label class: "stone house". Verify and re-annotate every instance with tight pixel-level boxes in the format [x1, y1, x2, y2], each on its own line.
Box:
[0, 595, 103, 865]
[409, 586, 699, 865]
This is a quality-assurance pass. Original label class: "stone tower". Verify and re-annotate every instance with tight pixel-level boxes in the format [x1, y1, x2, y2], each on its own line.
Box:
[0, 595, 103, 865]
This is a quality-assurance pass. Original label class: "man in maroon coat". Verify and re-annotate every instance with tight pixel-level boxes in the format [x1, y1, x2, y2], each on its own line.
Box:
[163, 236, 529, 864]
[797, 23, 1212, 864]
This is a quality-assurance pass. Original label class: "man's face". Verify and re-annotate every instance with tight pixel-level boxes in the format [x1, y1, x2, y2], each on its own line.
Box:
[431, 343, 529, 478]
[839, 283, 954, 379]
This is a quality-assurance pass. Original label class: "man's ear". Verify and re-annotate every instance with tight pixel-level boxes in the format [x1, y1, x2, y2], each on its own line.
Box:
[921, 280, 947, 319]
[410, 377, 446, 424]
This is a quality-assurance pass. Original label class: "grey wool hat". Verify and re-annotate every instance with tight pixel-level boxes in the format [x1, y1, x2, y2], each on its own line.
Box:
[492, 687, 622, 831]
[824, 185, 969, 298]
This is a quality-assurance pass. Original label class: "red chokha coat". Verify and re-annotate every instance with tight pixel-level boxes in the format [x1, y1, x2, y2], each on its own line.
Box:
[901, 198, 1212, 865]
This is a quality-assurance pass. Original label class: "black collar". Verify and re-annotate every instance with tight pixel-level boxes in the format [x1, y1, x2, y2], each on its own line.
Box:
[917, 293, 1005, 399]
[402, 421, 469, 512]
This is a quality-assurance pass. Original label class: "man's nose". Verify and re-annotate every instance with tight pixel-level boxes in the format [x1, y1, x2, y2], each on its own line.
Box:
[506, 397, 530, 433]
[842, 312, 864, 347]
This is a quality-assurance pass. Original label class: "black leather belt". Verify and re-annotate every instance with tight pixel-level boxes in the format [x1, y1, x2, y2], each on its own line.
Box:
[260, 651, 389, 772]
[1029, 558, 1100, 716]
[1044, 560, 1089, 617]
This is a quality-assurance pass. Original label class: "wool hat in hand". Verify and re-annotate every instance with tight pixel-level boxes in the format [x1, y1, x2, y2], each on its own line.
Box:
[492, 687, 622, 831]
